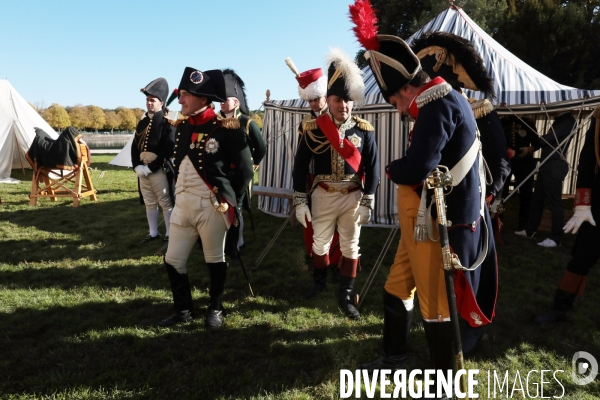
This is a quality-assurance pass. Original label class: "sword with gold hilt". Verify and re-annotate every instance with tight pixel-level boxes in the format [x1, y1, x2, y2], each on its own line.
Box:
[426, 166, 469, 398]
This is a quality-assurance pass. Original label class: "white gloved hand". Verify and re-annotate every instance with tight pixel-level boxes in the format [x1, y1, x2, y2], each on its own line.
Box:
[295, 204, 312, 228]
[357, 205, 371, 226]
[142, 165, 152, 175]
[563, 205, 596, 234]
[134, 165, 147, 177]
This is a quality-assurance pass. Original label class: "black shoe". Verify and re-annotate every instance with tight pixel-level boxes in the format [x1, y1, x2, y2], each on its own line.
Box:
[338, 276, 360, 319]
[358, 354, 407, 372]
[141, 233, 161, 244]
[206, 308, 224, 329]
[155, 310, 193, 327]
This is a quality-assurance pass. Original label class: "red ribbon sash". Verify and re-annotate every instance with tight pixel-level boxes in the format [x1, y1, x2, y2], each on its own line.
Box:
[315, 114, 362, 172]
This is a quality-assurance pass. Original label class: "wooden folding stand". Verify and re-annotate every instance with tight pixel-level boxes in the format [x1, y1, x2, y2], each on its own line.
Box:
[29, 143, 98, 207]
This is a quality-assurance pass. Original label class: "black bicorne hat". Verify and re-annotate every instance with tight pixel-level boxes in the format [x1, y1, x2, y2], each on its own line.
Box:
[178, 67, 226, 103]
[410, 32, 495, 98]
[223, 68, 250, 115]
[348, 0, 421, 103]
[325, 48, 365, 105]
[141, 77, 169, 103]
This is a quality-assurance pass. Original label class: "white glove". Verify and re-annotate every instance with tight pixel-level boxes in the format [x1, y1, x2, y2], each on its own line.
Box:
[142, 165, 152, 175]
[295, 204, 312, 228]
[563, 205, 596, 234]
[134, 165, 147, 177]
[357, 205, 371, 226]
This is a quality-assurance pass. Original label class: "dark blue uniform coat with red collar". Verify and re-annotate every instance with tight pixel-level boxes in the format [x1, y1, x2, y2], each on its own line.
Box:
[386, 88, 498, 327]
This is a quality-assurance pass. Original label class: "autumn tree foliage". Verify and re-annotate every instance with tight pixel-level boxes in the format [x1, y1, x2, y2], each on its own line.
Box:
[43, 103, 71, 131]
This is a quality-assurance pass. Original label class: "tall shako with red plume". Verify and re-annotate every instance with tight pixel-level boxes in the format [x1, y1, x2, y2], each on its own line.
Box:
[348, 0, 421, 103]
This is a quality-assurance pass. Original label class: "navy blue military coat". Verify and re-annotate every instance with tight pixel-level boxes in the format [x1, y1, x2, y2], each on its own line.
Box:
[292, 114, 380, 196]
[387, 83, 498, 327]
[131, 109, 176, 173]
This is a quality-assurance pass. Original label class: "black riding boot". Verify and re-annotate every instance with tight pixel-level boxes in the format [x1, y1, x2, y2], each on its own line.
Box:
[155, 262, 194, 327]
[423, 321, 454, 400]
[359, 291, 412, 372]
[338, 257, 360, 319]
[305, 253, 328, 299]
[206, 262, 227, 329]
[533, 288, 577, 325]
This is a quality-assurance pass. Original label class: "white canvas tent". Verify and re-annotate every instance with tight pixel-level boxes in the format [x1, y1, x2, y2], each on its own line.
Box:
[0, 80, 58, 183]
[108, 135, 133, 167]
[259, 5, 600, 225]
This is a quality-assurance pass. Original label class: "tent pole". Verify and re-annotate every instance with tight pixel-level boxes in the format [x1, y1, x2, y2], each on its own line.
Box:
[10, 125, 26, 175]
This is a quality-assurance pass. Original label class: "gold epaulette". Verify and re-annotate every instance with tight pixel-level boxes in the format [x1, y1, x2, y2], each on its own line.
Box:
[469, 98, 494, 119]
[219, 116, 241, 129]
[301, 116, 317, 133]
[353, 116, 374, 131]
[167, 116, 188, 127]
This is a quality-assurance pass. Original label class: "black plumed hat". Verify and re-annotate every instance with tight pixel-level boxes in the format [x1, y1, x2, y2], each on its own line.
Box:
[410, 32, 495, 98]
[141, 77, 169, 103]
[325, 47, 365, 105]
[177, 67, 226, 103]
[223, 68, 250, 115]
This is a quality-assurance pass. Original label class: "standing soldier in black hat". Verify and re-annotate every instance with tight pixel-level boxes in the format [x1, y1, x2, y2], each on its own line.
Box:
[156, 67, 254, 329]
[131, 78, 176, 244]
[349, 0, 496, 379]
[219, 69, 267, 249]
[292, 48, 381, 320]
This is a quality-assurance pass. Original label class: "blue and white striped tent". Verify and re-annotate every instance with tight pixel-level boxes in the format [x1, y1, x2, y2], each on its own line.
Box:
[259, 6, 600, 225]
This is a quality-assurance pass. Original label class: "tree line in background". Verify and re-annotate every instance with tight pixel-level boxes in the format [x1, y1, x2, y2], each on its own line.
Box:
[357, 0, 600, 89]
[32, 102, 145, 134]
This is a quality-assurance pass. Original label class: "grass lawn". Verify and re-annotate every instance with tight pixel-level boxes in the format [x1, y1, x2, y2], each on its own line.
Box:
[0, 155, 598, 399]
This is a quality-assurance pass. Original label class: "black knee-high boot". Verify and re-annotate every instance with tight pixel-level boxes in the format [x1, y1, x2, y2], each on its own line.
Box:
[155, 262, 194, 327]
[359, 291, 412, 371]
[423, 321, 454, 400]
[305, 253, 328, 299]
[338, 257, 360, 319]
[206, 262, 227, 329]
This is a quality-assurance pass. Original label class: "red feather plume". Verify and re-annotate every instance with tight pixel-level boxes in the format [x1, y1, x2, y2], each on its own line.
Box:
[348, 0, 380, 51]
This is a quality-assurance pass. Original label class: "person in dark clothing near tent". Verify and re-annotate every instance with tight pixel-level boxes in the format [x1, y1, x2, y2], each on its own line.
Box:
[516, 111, 576, 247]
[131, 78, 176, 244]
[534, 106, 599, 323]
[219, 69, 267, 250]
[502, 115, 541, 232]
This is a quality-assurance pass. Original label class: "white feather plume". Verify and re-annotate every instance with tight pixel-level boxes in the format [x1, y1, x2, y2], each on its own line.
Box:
[285, 57, 300, 77]
[325, 47, 365, 106]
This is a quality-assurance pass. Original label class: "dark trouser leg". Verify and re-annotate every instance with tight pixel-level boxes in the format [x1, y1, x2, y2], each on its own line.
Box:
[423, 321, 454, 400]
[338, 256, 360, 319]
[544, 161, 569, 244]
[534, 222, 600, 324]
[206, 262, 227, 329]
[305, 253, 328, 299]
[525, 169, 545, 235]
[155, 262, 194, 327]
[513, 162, 535, 231]
[359, 291, 412, 372]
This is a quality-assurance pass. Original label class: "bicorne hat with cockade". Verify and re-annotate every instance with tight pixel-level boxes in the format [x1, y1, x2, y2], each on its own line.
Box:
[348, 0, 421, 103]
[410, 32, 495, 98]
[223, 69, 250, 115]
[177, 67, 226, 103]
[141, 78, 169, 103]
[284, 57, 328, 102]
[325, 47, 365, 105]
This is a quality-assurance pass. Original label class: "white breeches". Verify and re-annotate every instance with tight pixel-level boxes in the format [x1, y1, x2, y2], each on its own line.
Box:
[311, 183, 362, 259]
[139, 170, 172, 210]
[165, 192, 228, 271]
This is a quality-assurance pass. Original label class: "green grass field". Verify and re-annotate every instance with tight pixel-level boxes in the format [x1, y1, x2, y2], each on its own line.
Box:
[0, 155, 598, 399]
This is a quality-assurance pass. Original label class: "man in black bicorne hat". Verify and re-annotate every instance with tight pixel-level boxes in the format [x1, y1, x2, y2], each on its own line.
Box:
[156, 67, 254, 329]
[131, 77, 176, 244]
[219, 69, 267, 249]
[349, 0, 497, 384]
[292, 48, 380, 320]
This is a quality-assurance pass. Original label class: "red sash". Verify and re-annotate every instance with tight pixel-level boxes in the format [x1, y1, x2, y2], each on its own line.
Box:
[316, 114, 362, 172]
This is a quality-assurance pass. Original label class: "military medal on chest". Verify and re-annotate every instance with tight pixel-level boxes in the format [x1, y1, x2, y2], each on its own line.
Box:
[190, 133, 205, 149]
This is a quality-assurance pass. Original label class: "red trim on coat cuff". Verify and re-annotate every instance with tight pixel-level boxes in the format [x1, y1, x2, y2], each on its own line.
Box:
[574, 188, 592, 206]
